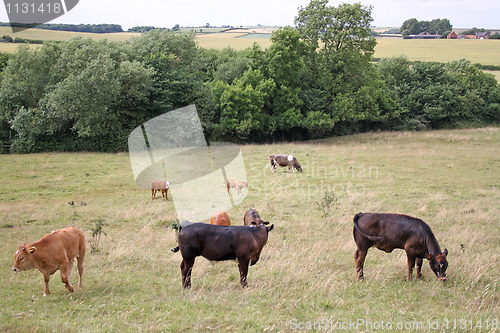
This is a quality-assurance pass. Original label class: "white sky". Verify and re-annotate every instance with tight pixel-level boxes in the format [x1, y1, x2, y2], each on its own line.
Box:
[1, 0, 499, 30]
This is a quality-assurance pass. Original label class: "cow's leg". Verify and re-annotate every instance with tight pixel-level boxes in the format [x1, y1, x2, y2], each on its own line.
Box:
[354, 248, 368, 280]
[43, 273, 51, 296]
[238, 257, 250, 288]
[77, 253, 85, 289]
[416, 257, 423, 279]
[406, 252, 416, 281]
[161, 189, 166, 201]
[68, 259, 74, 281]
[226, 183, 230, 194]
[165, 189, 168, 201]
[151, 189, 155, 200]
[181, 258, 195, 289]
[60, 260, 75, 292]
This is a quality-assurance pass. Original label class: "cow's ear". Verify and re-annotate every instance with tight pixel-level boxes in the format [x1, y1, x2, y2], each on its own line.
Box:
[443, 249, 448, 256]
[28, 247, 36, 254]
[251, 221, 257, 225]
[263, 221, 270, 225]
[426, 253, 434, 261]
[268, 224, 274, 232]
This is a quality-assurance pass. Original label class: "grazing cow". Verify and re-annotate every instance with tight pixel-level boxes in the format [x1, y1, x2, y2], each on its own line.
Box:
[226, 177, 248, 195]
[353, 213, 448, 281]
[210, 211, 231, 226]
[151, 180, 171, 201]
[171, 222, 274, 288]
[266, 154, 303, 173]
[13, 227, 86, 296]
[243, 208, 270, 226]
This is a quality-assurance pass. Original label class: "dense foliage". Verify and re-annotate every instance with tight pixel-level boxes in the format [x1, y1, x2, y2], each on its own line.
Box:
[401, 18, 452, 38]
[0, 1, 498, 152]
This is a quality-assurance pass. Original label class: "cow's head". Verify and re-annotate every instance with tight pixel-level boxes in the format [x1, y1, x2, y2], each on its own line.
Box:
[427, 249, 448, 281]
[296, 165, 303, 172]
[13, 244, 36, 272]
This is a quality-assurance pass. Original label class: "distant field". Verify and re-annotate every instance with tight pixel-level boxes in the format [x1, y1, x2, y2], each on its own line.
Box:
[1, 27, 499, 69]
[0, 128, 498, 331]
[374, 38, 500, 66]
[196, 32, 272, 50]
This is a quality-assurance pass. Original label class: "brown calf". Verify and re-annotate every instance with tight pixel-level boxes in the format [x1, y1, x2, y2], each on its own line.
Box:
[151, 180, 171, 201]
[226, 177, 248, 195]
[13, 227, 86, 296]
[210, 211, 231, 226]
[353, 213, 448, 281]
[243, 208, 270, 226]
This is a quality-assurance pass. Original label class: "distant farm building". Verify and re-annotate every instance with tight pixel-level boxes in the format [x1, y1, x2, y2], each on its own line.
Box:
[447, 31, 458, 39]
[476, 31, 490, 39]
[407, 32, 442, 39]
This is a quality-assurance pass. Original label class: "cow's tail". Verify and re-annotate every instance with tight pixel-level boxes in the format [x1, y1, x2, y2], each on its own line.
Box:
[353, 213, 384, 241]
[171, 246, 180, 253]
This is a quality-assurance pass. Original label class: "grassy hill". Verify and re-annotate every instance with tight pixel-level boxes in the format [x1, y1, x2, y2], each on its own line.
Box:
[1, 128, 498, 331]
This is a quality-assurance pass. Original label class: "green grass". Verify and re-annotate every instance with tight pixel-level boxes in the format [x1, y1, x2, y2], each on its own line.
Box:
[1, 128, 498, 331]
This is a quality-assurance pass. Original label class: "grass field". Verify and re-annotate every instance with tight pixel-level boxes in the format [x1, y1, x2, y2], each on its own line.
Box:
[374, 38, 500, 66]
[0, 128, 498, 331]
[1, 27, 500, 68]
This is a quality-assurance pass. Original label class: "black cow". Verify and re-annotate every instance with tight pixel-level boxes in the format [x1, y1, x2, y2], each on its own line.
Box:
[171, 222, 274, 288]
[353, 212, 448, 281]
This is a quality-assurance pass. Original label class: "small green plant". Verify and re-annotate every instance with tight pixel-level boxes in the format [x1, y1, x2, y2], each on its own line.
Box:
[89, 218, 106, 253]
[68, 200, 75, 215]
[316, 190, 338, 220]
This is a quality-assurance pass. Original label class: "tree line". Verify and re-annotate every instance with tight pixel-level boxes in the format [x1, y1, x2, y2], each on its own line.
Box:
[0, 0, 499, 153]
[0, 22, 123, 33]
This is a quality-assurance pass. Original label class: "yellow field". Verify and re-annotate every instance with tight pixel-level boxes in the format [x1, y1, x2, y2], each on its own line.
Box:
[196, 32, 272, 50]
[374, 38, 500, 66]
[0, 26, 139, 43]
[0, 28, 499, 68]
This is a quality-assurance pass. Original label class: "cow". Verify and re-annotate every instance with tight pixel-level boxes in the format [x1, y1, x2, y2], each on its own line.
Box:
[353, 213, 448, 281]
[151, 180, 171, 201]
[210, 211, 231, 226]
[171, 222, 274, 288]
[12, 227, 86, 296]
[226, 177, 248, 195]
[266, 154, 303, 173]
[243, 208, 270, 226]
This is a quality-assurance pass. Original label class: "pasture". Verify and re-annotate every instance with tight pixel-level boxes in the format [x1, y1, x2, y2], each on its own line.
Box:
[0, 128, 498, 331]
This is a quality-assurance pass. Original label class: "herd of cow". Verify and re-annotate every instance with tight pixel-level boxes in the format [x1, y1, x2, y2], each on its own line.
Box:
[12, 154, 448, 295]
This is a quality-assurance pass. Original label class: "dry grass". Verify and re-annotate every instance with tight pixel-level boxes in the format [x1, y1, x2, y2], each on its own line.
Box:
[0, 128, 498, 331]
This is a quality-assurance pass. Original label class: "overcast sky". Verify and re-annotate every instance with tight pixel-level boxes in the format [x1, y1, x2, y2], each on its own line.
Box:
[1, 0, 499, 30]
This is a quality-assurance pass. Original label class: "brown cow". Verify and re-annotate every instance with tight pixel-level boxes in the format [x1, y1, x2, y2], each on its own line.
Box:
[243, 208, 270, 226]
[171, 222, 274, 288]
[266, 154, 303, 173]
[151, 180, 171, 201]
[226, 177, 248, 195]
[353, 213, 448, 281]
[210, 211, 231, 226]
[13, 227, 86, 296]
